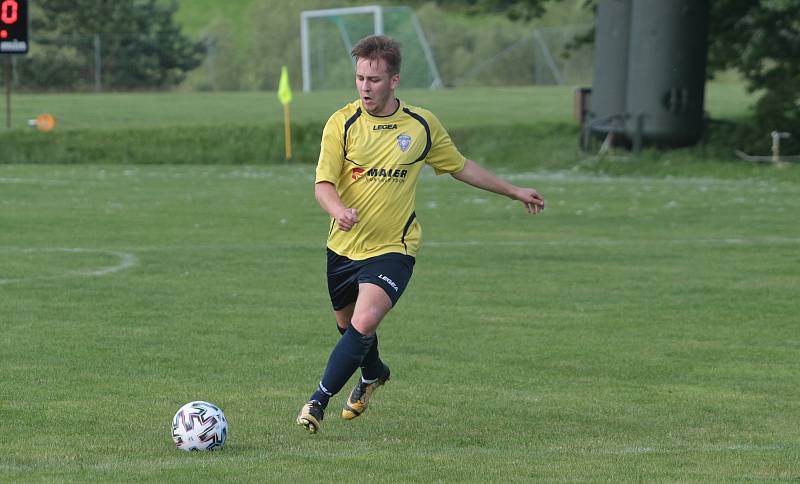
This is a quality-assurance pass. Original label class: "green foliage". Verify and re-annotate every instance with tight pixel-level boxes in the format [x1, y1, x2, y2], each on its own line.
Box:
[16, 0, 205, 90]
[0, 122, 574, 166]
[171, 0, 588, 90]
[407, 0, 551, 21]
[707, 0, 800, 153]
[241, 0, 334, 91]
[2, 120, 797, 182]
[415, 3, 542, 86]
[0, 122, 323, 164]
[182, 0, 373, 91]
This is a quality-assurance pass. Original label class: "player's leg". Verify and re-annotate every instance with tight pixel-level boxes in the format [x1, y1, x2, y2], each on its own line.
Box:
[354, 253, 415, 377]
[297, 251, 413, 432]
[333, 292, 386, 386]
[342, 253, 415, 420]
[335, 294, 385, 382]
[341, 283, 394, 419]
[298, 284, 392, 433]
[314, 284, 392, 405]
[297, 251, 360, 434]
[349, 283, 393, 335]
[332, 290, 390, 418]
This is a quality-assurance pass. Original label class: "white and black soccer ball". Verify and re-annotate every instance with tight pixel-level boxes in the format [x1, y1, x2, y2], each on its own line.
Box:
[171, 401, 228, 451]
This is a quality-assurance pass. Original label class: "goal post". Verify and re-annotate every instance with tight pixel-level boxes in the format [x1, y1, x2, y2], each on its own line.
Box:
[300, 5, 442, 92]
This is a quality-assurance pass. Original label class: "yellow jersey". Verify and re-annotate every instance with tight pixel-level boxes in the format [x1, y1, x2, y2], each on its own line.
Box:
[315, 99, 466, 260]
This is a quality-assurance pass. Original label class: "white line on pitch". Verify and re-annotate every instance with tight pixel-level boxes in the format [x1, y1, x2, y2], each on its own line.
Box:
[425, 237, 800, 248]
[57, 236, 800, 255]
[0, 248, 138, 285]
[0, 177, 71, 186]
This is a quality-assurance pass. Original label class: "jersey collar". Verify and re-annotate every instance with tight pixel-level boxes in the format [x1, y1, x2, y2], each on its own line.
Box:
[359, 98, 404, 122]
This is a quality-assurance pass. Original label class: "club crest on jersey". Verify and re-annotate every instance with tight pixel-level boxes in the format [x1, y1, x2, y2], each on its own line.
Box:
[397, 134, 412, 152]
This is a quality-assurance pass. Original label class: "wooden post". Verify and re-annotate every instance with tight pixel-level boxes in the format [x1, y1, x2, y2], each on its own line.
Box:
[283, 103, 292, 160]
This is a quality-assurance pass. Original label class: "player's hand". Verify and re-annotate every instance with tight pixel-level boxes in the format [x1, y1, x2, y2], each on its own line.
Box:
[514, 187, 545, 215]
[336, 207, 359, 231]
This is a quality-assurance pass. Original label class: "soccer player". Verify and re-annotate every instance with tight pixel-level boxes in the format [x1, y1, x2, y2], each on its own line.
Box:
[296, 35, 545, 433]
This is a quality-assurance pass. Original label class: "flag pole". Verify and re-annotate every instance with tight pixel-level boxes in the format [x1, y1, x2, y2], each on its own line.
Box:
[283, 102, 292, 160]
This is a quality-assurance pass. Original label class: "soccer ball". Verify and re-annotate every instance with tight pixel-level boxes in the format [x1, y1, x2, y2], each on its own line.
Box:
[171, 401, 228, 451]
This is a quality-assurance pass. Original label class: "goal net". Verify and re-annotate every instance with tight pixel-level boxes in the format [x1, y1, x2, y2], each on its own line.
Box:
[301, 6, 442, 92]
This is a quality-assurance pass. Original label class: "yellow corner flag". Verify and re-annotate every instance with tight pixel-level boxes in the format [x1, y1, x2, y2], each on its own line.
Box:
[278, 66, 293, 160]
[278, 66, 293, 105]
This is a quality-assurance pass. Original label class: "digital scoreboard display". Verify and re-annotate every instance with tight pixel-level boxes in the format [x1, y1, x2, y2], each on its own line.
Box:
[0, 0, 28, 54]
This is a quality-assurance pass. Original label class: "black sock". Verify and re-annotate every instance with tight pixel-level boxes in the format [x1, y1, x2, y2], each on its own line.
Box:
[310, 325, 375, 407]
[360, 335, 385, 381]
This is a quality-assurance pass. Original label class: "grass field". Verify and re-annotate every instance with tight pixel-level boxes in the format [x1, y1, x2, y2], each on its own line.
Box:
[6, 86, 580, 131]
[1, 162, 798, 481]
[6, 83, 753, 131]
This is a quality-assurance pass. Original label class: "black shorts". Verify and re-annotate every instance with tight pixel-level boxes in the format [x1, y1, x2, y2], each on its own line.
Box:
[327, 248, 415, 310]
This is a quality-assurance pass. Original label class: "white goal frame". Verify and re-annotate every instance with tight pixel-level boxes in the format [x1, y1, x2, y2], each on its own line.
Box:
[300, 5, 442, 92]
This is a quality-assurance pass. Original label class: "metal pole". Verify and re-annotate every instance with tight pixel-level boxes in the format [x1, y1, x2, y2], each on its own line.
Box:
[5, 56, 11, 129]
[409, 9, 443, 89]
[94, 33, 102, 92]
[374, 6, 384, 35]
[533, 29, 565, 85]
[300, 12, 311, 92]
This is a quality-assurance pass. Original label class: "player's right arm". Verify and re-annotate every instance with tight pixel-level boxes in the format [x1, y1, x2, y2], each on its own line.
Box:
[315, 109, 359, 232]
[315, 182, 359, 231]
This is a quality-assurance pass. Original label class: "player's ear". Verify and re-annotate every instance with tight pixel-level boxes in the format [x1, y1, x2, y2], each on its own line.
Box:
[390, 73, 400, 90]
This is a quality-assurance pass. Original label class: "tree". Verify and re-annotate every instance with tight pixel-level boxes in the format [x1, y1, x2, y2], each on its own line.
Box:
[707, 0, 800, 151]
[18, 0, 204, 90]
[415, 0, 551, 21]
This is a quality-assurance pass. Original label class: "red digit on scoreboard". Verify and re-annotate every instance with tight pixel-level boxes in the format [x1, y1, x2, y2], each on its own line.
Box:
[1, 0, 18, 24]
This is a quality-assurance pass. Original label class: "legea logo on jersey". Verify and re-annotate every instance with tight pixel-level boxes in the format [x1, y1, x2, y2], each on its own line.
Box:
[352, 168, 366, 180]
[373, 124, 398, 131]
[397, 134, 412, 152]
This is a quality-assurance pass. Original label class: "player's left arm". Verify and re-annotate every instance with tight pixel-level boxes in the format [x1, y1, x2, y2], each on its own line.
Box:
[451, 159, 545, 214]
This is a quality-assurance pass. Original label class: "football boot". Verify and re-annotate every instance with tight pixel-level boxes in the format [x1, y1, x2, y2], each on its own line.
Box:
[296, 400, 324, 434]
[341, 365, 390, 420]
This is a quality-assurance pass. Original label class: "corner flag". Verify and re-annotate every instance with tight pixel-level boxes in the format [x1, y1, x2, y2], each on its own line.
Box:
[278, 66, 293, 160]
[278, 66, 293, 105]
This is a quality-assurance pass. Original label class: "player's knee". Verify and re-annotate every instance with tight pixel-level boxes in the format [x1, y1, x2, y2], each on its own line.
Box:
[350, 312, 380, 336]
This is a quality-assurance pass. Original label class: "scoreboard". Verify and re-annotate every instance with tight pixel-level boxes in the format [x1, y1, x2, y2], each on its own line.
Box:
[0, 0, 27, 54]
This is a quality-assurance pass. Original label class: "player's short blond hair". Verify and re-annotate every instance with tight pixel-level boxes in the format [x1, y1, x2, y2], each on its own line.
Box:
[350, 35, 402, 76]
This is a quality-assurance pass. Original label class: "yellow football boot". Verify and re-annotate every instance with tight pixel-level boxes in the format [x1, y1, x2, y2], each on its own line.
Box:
[296, 400, 324, 434]
[341, 367, 390, 420]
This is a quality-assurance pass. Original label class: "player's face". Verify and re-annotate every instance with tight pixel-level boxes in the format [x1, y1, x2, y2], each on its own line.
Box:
[355, 57, 400, 116]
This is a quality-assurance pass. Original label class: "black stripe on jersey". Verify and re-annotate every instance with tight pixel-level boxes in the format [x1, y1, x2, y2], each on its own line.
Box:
[401, 211, 417, 253]
[343, 108, 367, 166]
[399, 108, 432, 166]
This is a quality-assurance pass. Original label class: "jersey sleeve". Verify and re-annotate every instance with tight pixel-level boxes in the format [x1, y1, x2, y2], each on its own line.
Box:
[315, 113, 345, 185]
[424, 111, 466, 176]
